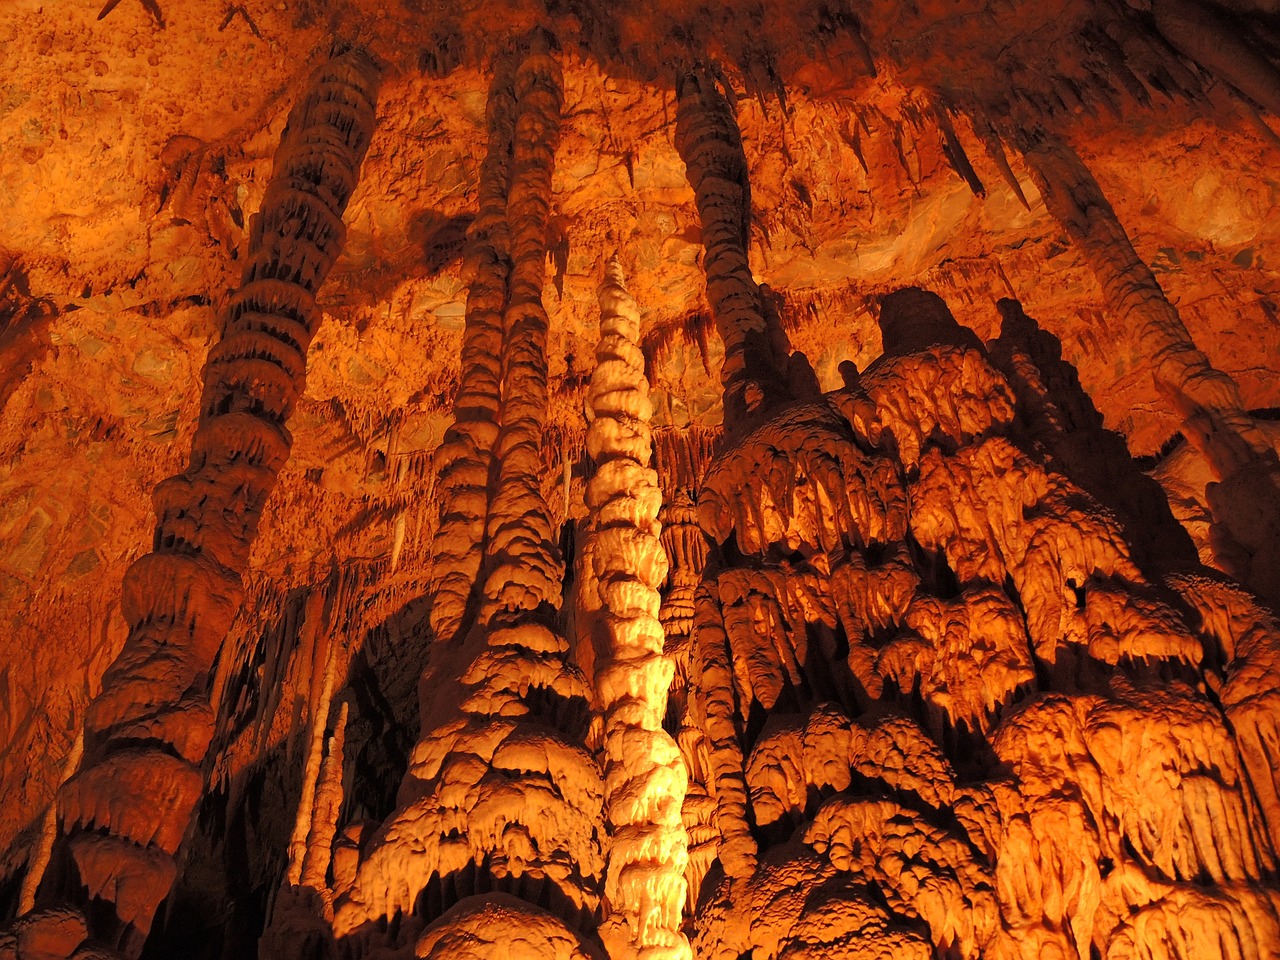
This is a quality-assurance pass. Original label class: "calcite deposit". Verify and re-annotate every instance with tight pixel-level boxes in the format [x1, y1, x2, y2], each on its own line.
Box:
[2, 1, 1280, 960]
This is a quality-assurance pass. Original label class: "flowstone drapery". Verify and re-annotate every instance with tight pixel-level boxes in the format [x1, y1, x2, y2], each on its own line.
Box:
[682, 287, 1280, 960]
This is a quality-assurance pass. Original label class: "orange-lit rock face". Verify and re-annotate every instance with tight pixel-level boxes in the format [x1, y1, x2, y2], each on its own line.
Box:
[2, 2, 1280, 959]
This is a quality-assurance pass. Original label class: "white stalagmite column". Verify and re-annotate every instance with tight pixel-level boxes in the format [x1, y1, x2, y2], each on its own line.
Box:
[300, 701, 349, 894]
[583, 258, 692, 960]
[286, 646, 337, 887]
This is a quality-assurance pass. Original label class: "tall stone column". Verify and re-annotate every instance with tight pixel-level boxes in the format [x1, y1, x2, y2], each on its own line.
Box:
[9, 47, 379, 959]
[427, 59, 517, 649]
[673, 66, 794, 433]
[330, 39, 608, 960]
[1023, 135, 1280, 606]
[580, 258, 691, 960]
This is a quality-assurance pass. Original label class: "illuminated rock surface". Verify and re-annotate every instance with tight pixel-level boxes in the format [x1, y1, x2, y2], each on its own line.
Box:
[1, 2, 1279, 959]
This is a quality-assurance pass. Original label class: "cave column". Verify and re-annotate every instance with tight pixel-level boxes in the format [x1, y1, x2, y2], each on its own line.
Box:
[582, 258, 692, 960]
[426, 60, 518, 648]
[1023, 135, 1280, 604]
[480, 33, 565, 620]
[330, 38, 607, 959]
[673, 67, 794, 432]
[13, 48, 379, 959]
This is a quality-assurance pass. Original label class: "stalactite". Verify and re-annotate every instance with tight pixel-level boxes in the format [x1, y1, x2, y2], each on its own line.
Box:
[652, 427, 722, 501]
[654, 482, 714, 916]
[681, 284, 1280, 960]
[692, 584, 757, 880]
[580, 258, 691, 960]
[480, 33, 566, 621]
[10, 48, 379, 959]
[673, 65, 793, 432]
[976, 122, 1031, 208]
[933, 107, 985, 197]
[1022, 134, 1280, 605]
[255, 703, 349, 960]
[301, 701, 348, 894]
[427, 59, 517, 648]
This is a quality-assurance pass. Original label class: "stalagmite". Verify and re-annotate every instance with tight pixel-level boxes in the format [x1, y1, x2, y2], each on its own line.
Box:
[674, 66, 794, 432]
[9, 47, 379, 959]
[300, 700, 348, 893]
[1021, 135, 1280, 604]
[329, 40, 606, 960]
[287, 646, 338, 887]
[580, 258, 691, 960]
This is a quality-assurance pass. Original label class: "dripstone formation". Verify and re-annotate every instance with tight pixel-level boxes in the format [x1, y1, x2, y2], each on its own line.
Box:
[1, 46, 379, 960]
[2, 3, 1280, 960]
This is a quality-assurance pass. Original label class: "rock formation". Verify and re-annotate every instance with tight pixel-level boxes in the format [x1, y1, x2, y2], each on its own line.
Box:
[1022, 134, 1280, 606]
[579, 258, 690, 960]
[685, 286, 1280, 960]
[1, 46, 379, 960]
[673, 66, 796, 432]
[2, 3, 1280, 960]
[325, 37, 610, 960]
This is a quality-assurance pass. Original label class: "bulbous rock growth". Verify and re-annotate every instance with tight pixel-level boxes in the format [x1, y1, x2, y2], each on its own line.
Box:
[683, 288, 1280, 960]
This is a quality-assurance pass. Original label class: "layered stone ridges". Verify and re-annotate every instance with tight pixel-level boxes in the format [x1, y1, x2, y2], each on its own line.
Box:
[683, 287, 1280, 960]
[330, 42, 607, 960]
[10, 48, 380, 959]
[580, 259, 691, 960]
[427, 59, 517, 648]
[673, 67, 794, 432]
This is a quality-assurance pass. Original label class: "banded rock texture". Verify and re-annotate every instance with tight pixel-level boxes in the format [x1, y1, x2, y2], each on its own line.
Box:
[327, 40, 610, 960]
[673, 67, 798, 433]
[578, 260, 691, 960]
[1, 47, 379, 960]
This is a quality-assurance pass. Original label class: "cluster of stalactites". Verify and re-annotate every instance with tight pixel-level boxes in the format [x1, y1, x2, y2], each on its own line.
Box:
[579, 258, 692, 960]
[987, 297, 1201, 581]
[5, 49, 379, 960]
[682, 288, 1280, 960]
[330, 42, 610, 960]
[672, 65, 794, 432]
